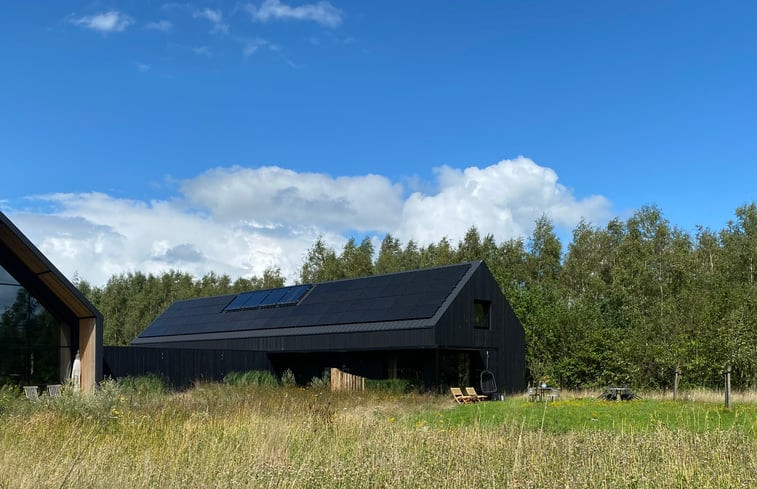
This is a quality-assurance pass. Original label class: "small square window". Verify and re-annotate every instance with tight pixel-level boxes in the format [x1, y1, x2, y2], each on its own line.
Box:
[473, 300, 490, 329]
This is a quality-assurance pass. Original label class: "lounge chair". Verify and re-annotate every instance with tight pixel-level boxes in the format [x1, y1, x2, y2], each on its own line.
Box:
[465, 386, 488, 402]
[23, 386, 39, 401]
[450, 387, 474, 404]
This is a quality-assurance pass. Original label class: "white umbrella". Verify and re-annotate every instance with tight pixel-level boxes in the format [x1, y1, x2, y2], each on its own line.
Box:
[71, 351, 81, 393]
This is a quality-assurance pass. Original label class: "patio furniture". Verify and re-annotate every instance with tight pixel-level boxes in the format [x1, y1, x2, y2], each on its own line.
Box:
[450, 387, 474, 404]
[528, 385, 561, 402]
[465, 387, 488, 402]
[600, 387, 637, 401]
[23, 386, 39, 401]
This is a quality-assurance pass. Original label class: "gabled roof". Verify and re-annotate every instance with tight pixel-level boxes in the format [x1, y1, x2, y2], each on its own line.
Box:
[132, 262, 480, 344]
[0, 210, 102, 325]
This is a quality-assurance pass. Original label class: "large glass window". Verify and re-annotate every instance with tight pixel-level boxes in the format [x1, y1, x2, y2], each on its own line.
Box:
[0, 265, 65, 386]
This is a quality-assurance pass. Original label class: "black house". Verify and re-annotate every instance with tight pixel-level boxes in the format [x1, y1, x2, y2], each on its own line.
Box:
[110, 261, 525, 393]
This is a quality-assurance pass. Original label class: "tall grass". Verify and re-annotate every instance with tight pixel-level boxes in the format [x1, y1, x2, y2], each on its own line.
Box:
[0, 383, 755, 488]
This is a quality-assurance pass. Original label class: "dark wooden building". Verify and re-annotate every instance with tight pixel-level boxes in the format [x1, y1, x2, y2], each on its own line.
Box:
[110, 261, 525, 393]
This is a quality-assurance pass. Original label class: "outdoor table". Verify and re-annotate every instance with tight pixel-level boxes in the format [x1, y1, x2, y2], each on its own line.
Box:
[601, 387, 634, 401]
[529, 386, 561, 401]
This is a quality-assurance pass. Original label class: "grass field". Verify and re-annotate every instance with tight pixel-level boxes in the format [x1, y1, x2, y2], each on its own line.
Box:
[1, 382, 755, 488]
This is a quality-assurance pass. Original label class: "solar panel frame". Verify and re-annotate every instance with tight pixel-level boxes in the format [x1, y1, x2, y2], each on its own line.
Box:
[223, 285, 313, 313]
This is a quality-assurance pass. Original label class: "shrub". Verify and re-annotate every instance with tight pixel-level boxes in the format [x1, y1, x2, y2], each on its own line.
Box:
[280, 369, 296, 387]
[47, 378, 125, 423]
[365, 378, 418, 393]
[0, 384, 20, 416]
[118, 374, 168, 396]
[224, 370, 278, 387]
[307, 370, 331, 390]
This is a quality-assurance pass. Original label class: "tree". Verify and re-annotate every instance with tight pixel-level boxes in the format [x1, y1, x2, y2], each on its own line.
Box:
[340, 238, 374, 279]
[300, 237, 340, 283]
[528, 215, 562, 285]
[375, 234, 403, 274]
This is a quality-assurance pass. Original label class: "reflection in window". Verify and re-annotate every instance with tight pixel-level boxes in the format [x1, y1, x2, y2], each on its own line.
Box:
[473, 300, 490, 330]
[0, 264, 63, 386]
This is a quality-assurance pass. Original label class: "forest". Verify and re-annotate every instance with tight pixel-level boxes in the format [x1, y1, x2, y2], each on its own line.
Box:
[76, 203, 757, 390]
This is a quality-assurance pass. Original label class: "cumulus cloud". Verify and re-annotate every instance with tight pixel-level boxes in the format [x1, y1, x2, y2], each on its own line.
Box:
[11, 192, 339, 286]
[396, 157, 610, 245]
[7, 158, 610, 286]
[247, 0, 343, 28]
[69, 11, 134, 33]
[180, 166, 404, 232]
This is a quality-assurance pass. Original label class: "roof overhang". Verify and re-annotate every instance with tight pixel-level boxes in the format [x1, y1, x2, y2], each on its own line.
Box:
[0, 211, 102, 323]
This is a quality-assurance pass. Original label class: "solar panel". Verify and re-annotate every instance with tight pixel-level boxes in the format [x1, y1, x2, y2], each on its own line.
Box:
[224, 285, 312, 312]
[258, 288, 289, 307]
[139, 263, 472, 338]
[223, 294, 251, 311]
[238, 290, 269, 309]
[279, 285, 311, 305]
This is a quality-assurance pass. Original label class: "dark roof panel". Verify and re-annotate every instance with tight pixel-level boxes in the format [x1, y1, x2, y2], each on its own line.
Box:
[137, 262, 473, 339]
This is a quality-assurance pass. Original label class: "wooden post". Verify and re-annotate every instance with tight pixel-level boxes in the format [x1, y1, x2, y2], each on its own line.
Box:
[724, 365, 732, 410]
[673, 366, 681, 401]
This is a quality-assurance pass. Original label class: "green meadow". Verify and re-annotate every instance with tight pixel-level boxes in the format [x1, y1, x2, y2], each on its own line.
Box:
[1, 381, 755, 489]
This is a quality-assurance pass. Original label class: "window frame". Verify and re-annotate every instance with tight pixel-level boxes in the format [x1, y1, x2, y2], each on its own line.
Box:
[473, 300, 491, 330]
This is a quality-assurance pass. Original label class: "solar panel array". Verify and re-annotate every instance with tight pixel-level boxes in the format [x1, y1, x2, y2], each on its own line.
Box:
[138, 263, 472, 338]
[224, 285, 311, 312]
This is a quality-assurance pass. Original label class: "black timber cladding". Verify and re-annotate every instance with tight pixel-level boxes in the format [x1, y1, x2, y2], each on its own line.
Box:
[136, 263, 471, 339]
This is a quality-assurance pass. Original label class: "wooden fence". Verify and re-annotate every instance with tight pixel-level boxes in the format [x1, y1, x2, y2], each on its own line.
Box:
[330, 368, 365, 392]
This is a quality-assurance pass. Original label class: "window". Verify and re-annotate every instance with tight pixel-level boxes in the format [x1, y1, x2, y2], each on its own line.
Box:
[473, 300, 490, 329]
[0, 264, 65, 385]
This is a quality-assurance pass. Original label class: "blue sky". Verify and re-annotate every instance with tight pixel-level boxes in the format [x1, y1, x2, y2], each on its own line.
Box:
[1, 1, 756, 284]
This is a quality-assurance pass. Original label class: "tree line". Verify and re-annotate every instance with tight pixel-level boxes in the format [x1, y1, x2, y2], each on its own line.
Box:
[77, 203, 757, 390]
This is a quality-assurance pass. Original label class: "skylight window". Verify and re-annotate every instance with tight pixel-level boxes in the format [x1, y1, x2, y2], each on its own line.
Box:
[223, 285, 312, 312]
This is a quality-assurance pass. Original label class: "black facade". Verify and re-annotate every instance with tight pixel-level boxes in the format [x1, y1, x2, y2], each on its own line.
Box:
[117, 261, 526, 393]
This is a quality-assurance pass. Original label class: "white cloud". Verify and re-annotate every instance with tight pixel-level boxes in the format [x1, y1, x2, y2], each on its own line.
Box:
[135, 62, 151, 72]
[12, 192, 340, 286]
[69, 11, 134, 33]
[181, 166, 404, 231]
[247, 0, 343, 28]
[8, 158, 610, 286]
[193, 8, 229, 34]
[395, 157, 610, 245]
[145, 20, 172, 31]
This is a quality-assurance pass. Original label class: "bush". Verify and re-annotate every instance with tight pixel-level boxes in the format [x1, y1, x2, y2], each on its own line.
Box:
[307, 370, 331, 390]
[118, 374, 168, 396]
[365, 378, 418, 393]
[47, 378, 125, 423]
[280, 369, 296, 387]
[224, 370, 278, 387]
[0, 384, 20, 416]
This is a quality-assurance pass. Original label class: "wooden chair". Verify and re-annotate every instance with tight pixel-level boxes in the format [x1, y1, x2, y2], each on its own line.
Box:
[23, 386, 39, 401]
[450, 387, 474, 404]
[465, 387, 488, 402]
